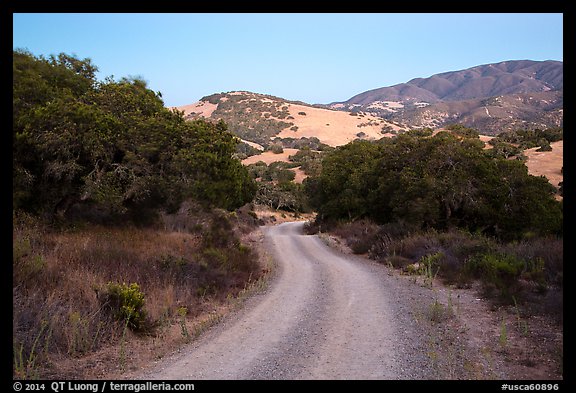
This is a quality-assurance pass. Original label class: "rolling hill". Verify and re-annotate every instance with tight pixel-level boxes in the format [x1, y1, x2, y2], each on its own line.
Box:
[171, 60, 562, 191]
[174, 91, 407, 148]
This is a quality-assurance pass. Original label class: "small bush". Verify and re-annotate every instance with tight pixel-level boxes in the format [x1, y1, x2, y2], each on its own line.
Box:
[333, 219, 380, 254]
[466, 253, 525, 300]
[383, 255, 413, 269]
[303, 220, 321, 235]
[536, 142, 552, 152]
[399, 233, 442, 261]
[101, 282, 147, 331]
[349, 237, 374, 254]
[429, 299, 453, 323]
[202, 247, 228, 268]
[500, 236, 563, 286]
[270, 144, 284, 154]
[433, 230, 496, 286]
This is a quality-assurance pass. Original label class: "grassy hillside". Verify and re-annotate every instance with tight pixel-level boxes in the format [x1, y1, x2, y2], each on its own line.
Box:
[175, 91, 407, 148]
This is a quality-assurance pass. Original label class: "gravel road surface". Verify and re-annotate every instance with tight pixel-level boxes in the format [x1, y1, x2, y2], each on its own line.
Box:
[137, 221, 437, 380]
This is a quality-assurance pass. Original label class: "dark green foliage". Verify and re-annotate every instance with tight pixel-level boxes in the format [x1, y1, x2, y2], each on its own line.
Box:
[486, 140, 523, 159]
[306, 130, 562, 240]
[536, 140, 553, 152]
[273, 136, 332, 151]
[288, 147, 320, 163]
[405, 128, 434, 137]
[13, 50, 255, 221]
[489, 128, 563, 150]
[332, 219, 380, 254]
[269, 144, 284, 154]
[276, 169, 296, 183]
[254, 182, 309, 212]
[466, 253, 526, 299]
[235, 142, 262, 159]
[288, 148, 323, 177]
[200, 93, 226, 104]
[208, 93, 294, 146]
[444, 124, 480, 139]
[246, 161, 269, 179]
[304, 140, 382, 221]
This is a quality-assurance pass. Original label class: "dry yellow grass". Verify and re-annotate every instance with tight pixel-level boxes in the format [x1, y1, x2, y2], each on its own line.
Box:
[13, 210, 265, 379]
[241, 148, 300, 165]
[241, 149, 308, 184]
[176, 92, 406, 148]
[479, 134, 495, 144]
[171, 101, 218, 118]
[276, 103, 403, 146]
[292, 166, 307, 184]
[524, 140, 563, 189]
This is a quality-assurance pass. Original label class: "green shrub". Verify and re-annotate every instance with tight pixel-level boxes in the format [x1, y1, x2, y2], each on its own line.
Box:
[276, 169, 296, 183]
[101, 282, 146, 331]
[270, 144, 284, 154]
[333, 219, 380, 254]
[536, 141, 552, 152]
[13, 239, 46, 282]
[306, 130, 562, 240]
[419, 251, 444, 269]
[383, 255, 412, 269]
[466, 253, 524, 299]
[202, 247, 228, 268]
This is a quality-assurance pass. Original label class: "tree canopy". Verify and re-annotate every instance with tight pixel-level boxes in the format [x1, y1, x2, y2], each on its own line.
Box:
[13, 50, 256, 221]
[305, 131, 562, 240]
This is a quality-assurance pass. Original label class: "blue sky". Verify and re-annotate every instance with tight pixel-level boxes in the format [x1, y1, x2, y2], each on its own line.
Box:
[13, 13, 563, 107]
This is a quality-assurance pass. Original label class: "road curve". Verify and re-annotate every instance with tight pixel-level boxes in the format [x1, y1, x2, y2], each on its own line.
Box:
[136, 221, 432, 380]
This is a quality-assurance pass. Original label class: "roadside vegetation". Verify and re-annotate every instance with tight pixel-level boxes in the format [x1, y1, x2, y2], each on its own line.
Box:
[13, 205, 265, 379]
[305, 127, 562, 240]
[13, 50, 264, 379]
[304, 126, 563, 318]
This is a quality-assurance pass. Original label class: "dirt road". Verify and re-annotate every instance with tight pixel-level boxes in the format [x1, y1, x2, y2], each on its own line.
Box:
[136, 221, 435, 380]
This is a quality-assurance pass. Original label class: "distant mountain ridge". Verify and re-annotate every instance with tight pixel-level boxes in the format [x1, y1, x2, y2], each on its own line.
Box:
[174, 60, 562, 139]
[335, 60, 562, 106]
[329, 60, 563, 134]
